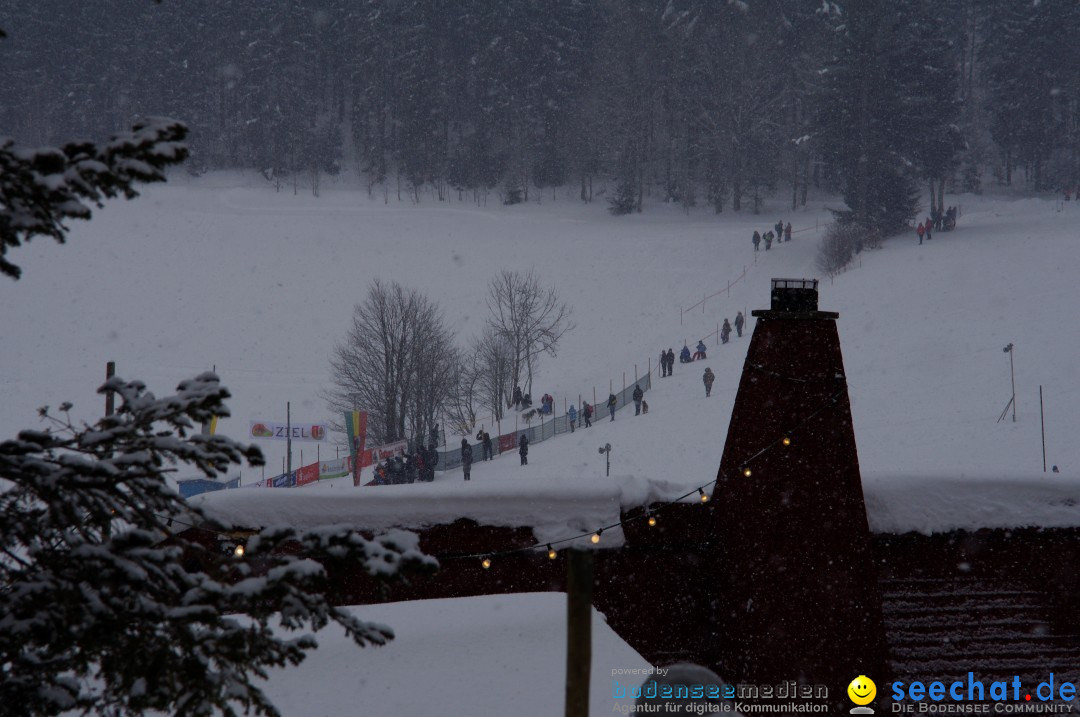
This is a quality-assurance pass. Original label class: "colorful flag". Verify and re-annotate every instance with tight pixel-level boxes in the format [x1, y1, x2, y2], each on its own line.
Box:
[345, 410, 368, 486]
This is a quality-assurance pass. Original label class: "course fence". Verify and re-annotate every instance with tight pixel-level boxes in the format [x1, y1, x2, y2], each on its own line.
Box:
[436, 372, 652, 472]
[679, 219, 824, 324]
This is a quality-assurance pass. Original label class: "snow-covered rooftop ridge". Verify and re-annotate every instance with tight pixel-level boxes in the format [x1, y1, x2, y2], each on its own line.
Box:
[193, 471, 1080, 538]
[193, 475, 688, 547]
[863, 472, 1080, 535]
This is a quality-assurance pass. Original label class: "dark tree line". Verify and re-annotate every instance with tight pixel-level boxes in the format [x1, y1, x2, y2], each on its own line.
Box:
[3, 0, 1078, 229]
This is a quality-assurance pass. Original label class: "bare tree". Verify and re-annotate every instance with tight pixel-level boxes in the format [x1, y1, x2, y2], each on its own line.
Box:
[326, 281, 457, 448]
[403, 314, 459, 448]
[471, 325, 515, 425]
[447, 349, 482, 436]
[486, 270, 574, 396]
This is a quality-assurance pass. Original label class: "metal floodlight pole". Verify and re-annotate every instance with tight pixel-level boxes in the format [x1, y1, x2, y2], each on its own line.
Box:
[998, 344, 1016, 424]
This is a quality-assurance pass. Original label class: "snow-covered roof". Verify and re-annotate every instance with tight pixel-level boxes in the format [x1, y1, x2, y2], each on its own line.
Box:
[192, 471, 1080, 538]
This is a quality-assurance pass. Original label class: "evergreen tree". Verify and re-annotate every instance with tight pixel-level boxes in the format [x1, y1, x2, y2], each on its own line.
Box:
[0, 374, 435, 715]
[815, 0, 921, 232]
[984, 0, 1079, 190]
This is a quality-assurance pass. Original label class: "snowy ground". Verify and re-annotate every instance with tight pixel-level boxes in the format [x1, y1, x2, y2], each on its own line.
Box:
[3, 172, 1080, 535]
[253, 593, 651, 717]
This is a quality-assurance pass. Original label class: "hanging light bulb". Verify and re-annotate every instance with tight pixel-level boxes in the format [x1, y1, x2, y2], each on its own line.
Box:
[591, 529, 603, 544]
[782, 435, 792, 447]
[698, 488, 710, 503]
[233, 544, 245, 558]
[742, 466, 752, 477]
[481, 557, 492, 569]
[547, 545, 557, 560]
[648, 515, 657, 527]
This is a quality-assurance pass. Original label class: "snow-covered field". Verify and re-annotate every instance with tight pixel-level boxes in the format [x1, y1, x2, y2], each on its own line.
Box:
[3, 172, 1080, 535]
[255, 593, 650, 717]
[9, 173, 1080, 716]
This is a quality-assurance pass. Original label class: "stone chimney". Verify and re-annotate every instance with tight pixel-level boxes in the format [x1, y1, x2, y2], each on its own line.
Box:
[710, 278, 888, 710]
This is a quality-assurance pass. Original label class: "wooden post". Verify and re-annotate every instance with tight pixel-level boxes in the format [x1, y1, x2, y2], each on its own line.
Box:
[565, 549, 594, 717]
[622, 372, 625, 392]
[105, 361, 116, 416]
[680, 306, 683, 325]
[1040, 385, 1046, 473]
[717, 322, 720, 345]
[634, 364, 637, 383]
[702, 292, 706, 313]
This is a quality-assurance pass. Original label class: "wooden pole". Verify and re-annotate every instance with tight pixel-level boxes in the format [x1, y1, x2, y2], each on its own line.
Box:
[1040, 385, 1047, 473]
[564, 549, 594, 717]
[105, 361, 115, 416]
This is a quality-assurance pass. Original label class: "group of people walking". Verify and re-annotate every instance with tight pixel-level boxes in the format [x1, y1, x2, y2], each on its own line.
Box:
[917, 207, 958, 244]
[752, 220, 793, 251]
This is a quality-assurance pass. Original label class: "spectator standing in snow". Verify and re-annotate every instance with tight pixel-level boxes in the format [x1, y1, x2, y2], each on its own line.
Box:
[607, 393, 618, 421]
[518, 433, 529, 465]
[568, 404, 577, 432]
[583, 401, 593, 427]
[752, 231, 761, 251]
[734, 311, 745, 338]
[476, 429, 493, 460]
[785, 222, 792, 242]
[460, 439, 473, 481]
[512, 385, 522, 408]
[659, 350, 668, 377]
[721, 319, 732, 344]
[632, 384, 644, 415]
[775, 220, 784, 242]
[666, 349, 675, 375]
[924, 217, 933, 241]
[917, 222, 925, 245]
[703, 367, 715, 397]
[764, 231, 773, 250]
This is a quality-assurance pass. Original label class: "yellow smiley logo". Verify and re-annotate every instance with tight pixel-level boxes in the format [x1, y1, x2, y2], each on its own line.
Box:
[848, 675, 876, 706]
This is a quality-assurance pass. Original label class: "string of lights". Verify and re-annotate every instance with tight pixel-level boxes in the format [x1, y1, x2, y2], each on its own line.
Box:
[452, 387, 848, 569]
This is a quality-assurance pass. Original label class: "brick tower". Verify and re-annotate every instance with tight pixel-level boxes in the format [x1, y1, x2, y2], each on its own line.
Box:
[711, 278, 888, 708]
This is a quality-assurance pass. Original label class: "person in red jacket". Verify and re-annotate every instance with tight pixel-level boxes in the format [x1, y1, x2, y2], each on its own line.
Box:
[924, 217, 933, 241]
[917, 222, 925, 245]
